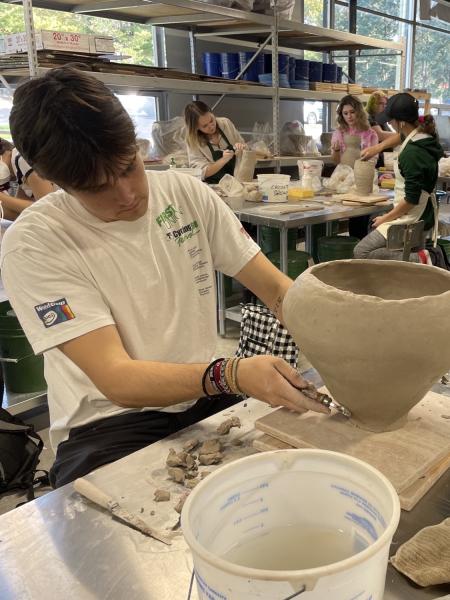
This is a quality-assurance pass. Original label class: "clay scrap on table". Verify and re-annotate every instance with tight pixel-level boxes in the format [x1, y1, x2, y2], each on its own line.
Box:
[167, 467, 185, 484]
[216, 416, 241, 435]
[154, 489, 171, 502]
[174, 492, 190, 514]
[166, 448, 196, 469]
[198, 438, 223, 465]
[182, 438, 199, 452]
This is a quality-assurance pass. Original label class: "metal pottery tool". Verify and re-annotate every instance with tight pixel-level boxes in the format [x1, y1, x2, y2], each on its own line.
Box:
[301, 385, 352, 418]
[74, 477, 172, 545]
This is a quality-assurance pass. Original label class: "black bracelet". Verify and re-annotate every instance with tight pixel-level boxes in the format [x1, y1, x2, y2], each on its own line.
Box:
[201, 358, 223, 397]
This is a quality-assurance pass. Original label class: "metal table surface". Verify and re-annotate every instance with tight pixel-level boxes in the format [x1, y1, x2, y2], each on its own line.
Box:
[217, 197, 393, 335]
[0, 397, 449, 600]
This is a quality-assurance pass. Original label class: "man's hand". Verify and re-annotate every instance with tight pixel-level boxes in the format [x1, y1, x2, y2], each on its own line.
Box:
[237, 355, 330, 415]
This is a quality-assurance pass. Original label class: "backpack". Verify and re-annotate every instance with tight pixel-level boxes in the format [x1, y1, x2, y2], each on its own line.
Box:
[0, 408, 49, 503]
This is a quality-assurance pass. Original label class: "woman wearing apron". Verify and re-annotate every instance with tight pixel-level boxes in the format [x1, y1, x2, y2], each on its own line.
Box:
[354, 93, 444, 263]
[184, 101, 246, 184]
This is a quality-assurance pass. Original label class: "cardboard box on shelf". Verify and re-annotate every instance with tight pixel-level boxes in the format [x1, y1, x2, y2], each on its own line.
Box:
[0, 31, 114, 55]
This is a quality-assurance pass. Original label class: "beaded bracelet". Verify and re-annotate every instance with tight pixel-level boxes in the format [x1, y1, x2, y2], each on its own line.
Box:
[201, 357, 243, 397]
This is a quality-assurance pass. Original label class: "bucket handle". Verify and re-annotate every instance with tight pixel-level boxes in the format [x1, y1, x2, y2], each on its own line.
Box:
[186, 570, 306, 599]
[0, 352, 36, 364]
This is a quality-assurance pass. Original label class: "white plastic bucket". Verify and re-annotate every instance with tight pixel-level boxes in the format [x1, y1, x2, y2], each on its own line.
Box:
[181, 449, 400, 600]
[298, 159, 324, 180]
[257, 174, 291, 203]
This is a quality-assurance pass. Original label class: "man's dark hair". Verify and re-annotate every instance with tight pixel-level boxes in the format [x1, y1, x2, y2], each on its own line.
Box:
[9, 66, 137, 190]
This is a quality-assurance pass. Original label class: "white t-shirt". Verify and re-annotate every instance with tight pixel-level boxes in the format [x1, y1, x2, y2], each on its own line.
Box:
[11, 148, 34, 198]
[0, 170, 259, 449]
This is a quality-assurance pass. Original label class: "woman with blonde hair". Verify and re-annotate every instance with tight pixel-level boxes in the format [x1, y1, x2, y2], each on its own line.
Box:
[366, 90, 397, 143]
[331, 95, 378, 165]
[184, 101, 246, 183]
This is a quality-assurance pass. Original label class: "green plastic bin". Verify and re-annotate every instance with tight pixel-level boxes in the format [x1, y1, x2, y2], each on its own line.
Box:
[268, 250, 311, 279]
[317, 235, 360, 263]
[260, 226, 298, 255]
[0, 301, 46, 394]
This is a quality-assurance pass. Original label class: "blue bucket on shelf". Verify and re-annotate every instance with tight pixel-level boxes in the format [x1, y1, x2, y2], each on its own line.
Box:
[289, 57, 296, 83]
[322, 63, 337, 83]
[263, 53, 290, 74]
[309, 61, 323, 82]
[291, 80, 310, 90]
[258, 73, 290, 88]
[220, 52, 239, 79]
[203, 52, 221, 77]
[238, 51, 265, 82]
[336, 66, 343, 83]
[294, 59, 309, 81]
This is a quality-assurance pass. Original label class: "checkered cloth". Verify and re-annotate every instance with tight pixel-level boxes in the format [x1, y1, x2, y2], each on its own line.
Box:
[235, 303, 299, 368]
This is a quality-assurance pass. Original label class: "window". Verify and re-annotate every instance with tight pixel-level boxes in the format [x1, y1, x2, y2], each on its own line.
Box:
[356, 0, 407, 19]
[413, 26, 450, 102]
[416, 1, 450, 32]
[116, 95, 157, 141]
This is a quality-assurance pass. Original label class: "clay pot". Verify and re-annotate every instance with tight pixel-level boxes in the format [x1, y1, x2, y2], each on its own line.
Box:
[234, 150, 257, 182]
[283, 260, 450, 432]
[341, 134, 361, 167]
[354, 159, 375, 195]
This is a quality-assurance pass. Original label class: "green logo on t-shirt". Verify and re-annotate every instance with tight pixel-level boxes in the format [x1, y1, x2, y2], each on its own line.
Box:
[156, 204, 182, 228]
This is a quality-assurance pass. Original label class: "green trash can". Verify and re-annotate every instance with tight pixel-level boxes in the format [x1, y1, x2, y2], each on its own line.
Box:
[437, 237, 450, 261]
[0, 301, 46, 394]
[317, 235, 360, 263]
[260, 226, 298, 255]
[310, 223, 340, 263]
[268, 250, 311, 279]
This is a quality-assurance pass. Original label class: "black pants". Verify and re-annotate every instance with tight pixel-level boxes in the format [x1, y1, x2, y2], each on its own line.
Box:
[49, 394, 241, 488]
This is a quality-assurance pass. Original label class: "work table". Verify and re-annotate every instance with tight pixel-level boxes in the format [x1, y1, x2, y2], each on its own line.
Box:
[0, 396, 449, 599]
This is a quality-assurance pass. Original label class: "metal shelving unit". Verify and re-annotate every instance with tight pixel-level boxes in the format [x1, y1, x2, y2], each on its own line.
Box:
[0, 0, 405, 157]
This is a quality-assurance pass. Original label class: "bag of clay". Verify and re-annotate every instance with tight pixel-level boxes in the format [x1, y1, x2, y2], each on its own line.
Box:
[280, 121, 311, 156]
[217, 174, 246, 199]
[305, 138, 321, 157]
[236, 303, 299, 368]
[253, 0, 295, 18]
[438, 156, 450, 177]
[149, 116, 187, 161]
[322, 164, 354, 193]
[250, 121, 273, 150]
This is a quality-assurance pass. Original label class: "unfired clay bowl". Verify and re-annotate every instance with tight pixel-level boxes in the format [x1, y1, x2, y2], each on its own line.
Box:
[283, 260, 450, 432]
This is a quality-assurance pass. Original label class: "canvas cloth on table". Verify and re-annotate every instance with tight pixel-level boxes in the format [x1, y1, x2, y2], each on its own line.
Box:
[390, 517, 450, 586]
[235, 303, 299, 368]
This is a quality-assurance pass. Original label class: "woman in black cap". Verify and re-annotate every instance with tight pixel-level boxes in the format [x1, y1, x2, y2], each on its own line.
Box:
[354, 92, 444, 263]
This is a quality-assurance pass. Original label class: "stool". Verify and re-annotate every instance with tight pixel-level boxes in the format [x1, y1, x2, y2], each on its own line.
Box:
[267, 250, 312, 278]
[317, 235, 360, 262]
[386, 220, 425, 262]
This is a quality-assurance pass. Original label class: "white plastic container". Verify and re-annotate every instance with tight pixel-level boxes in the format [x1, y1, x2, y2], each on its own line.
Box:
[181, 449, 400, 600]
[257, 174, 291, 203]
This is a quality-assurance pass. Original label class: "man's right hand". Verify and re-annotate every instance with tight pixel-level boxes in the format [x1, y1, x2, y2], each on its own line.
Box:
[236, 355, 330, 415]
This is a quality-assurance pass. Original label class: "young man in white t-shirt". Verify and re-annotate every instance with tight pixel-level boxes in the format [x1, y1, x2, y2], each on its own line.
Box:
[1, 67, 327, 487]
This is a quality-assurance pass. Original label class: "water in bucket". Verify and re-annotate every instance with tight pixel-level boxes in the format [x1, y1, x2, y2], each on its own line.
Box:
[221, 523, 362, 570]
[181, 450, 400, 600]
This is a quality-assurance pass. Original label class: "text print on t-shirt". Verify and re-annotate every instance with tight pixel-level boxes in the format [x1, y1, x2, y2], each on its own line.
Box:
[155, 203, 200, 246]
[34, 298, 76, 328]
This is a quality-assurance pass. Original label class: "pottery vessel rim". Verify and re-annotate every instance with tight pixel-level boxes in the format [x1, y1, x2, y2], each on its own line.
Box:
[301, 259, 450, 304]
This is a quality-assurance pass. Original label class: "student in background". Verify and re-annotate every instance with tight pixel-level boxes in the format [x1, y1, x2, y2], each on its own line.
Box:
[184, 101, 247, 184]
[0, 138, 53, 220]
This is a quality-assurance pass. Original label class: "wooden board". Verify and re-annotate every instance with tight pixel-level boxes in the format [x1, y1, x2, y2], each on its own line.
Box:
[254, 391, 450, 510]
[332, 193, 389, 204]
[259, 202, 323, 214]
[252, 433, 450, 511]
